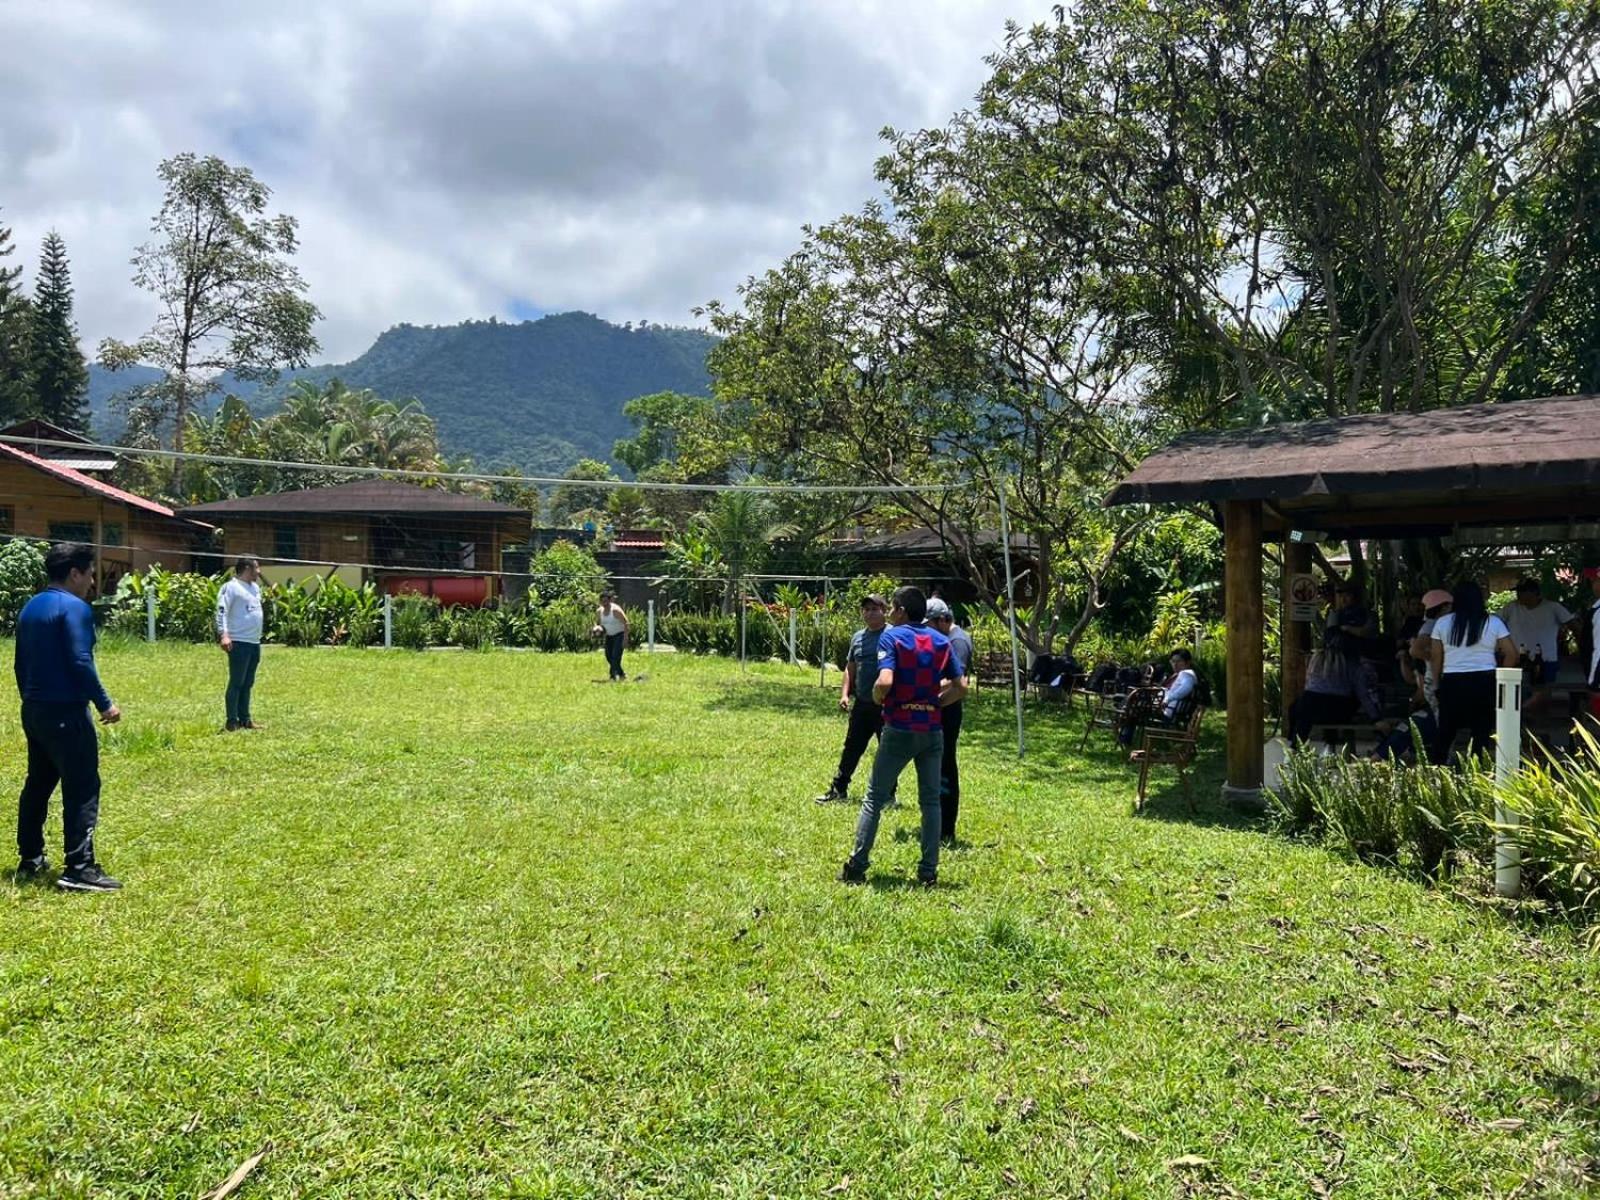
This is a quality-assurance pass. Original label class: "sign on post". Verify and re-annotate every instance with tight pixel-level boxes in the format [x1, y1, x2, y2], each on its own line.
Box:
[1288, 573, 1320, 622]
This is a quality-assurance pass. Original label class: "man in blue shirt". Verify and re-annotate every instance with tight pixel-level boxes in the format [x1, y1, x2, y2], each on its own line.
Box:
[14, 543, 123, 892]
[840, 586, 967, 887]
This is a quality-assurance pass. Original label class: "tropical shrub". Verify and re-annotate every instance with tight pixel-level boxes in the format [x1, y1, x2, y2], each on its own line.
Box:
[0, 539, 47, 632]
[391, 595, 439, 650]
[1274, 746, 1493, 875]
[532, 597, 593, 652]
[530, 540, 606, 605]
[1494, 728, 1600, 921]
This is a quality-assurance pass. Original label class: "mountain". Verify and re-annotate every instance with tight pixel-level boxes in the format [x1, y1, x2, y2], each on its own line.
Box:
[85, 312, 719, 475]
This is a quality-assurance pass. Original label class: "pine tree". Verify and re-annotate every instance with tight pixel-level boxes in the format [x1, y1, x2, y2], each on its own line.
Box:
[29, 231, 89, 432]
[0, 210, 32, 423]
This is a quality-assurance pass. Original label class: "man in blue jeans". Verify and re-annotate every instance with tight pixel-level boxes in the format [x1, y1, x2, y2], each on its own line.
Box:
[13, 543, 123, 892]
[216, 556, 265, 730]
[840, 586, 967, 887]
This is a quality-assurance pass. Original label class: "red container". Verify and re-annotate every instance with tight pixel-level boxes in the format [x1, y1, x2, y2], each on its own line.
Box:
[383, 576, 490, 608]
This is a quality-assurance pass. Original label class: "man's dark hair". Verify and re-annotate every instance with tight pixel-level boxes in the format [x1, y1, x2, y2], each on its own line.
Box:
[235, 556, 260, 575]
[1170, 648, 1194, 665]
[45, 542, 95, 582]
[1515, 577, 1541, 595]
[891, 585, 927, 623]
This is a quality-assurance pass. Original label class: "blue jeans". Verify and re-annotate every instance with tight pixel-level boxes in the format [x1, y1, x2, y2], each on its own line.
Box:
[225, 641, 261, 724]
[847, 726, 944, 880]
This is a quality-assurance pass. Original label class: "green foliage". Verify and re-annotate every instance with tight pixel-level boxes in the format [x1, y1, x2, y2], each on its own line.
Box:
[547, 458, 618, 528]
[0, 539, 47, 632]
[529, 540, 606, 605]
[0, 208, 31, 423]
[240, 313, 718, 476]
[98, 152, 320, 463]
[532, 597, 594, 653]
[1274, 748, 1494, 875]
[27, 231, 89, 432]
[1495, 729, 1600, 923]
[391, 595, 439, 650]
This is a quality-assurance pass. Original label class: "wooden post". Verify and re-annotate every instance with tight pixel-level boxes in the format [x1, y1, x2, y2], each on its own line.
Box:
[1223, 500, 1265, 803]
[1281, 540, 1312, 730]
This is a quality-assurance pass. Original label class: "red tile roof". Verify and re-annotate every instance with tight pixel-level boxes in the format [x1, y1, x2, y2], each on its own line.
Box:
[0, 440, 206, 526]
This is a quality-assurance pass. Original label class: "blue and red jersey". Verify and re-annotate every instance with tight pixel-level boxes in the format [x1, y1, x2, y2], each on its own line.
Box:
[876, 622, 963, 732]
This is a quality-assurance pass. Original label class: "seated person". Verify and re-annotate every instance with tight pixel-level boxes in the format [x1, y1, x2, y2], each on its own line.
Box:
[1288, 630, 1381, 744]
[1160, 649, 1199, 720]
[1120, 649, 1201, 745]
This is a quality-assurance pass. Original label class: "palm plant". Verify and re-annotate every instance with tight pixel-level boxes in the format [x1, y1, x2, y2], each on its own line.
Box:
[691, 492, 797, 613]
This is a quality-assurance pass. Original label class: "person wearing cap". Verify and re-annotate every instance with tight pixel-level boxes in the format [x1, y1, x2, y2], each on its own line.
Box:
[925, 597, 972, 845]
[839, 585, 967, 887]
[815, 594, 891, 804]
[592, 590, 629, 681]
[1498, 578, 1576, 685]
[1409, 588, 1454, 716]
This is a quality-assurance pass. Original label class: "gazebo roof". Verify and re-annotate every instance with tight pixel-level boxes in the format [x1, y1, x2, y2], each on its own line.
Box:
[1106, 395, 1600, 537]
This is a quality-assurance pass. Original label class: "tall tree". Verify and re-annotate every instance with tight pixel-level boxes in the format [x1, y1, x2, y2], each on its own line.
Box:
[548, 458, 619, 527]
[98, 153, 320, 482]
[28, 231, 89, 432]
[0, 209, 32, 423]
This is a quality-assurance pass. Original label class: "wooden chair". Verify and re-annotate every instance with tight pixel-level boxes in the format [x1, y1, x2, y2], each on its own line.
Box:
[1131, 701, 1208, 811]
[1080, 685, 1163, 754]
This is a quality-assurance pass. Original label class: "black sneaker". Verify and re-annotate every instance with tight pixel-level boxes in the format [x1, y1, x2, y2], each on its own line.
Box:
[839, 862, 867, 885]
[225, 720, 240, 732]
[56, 864, 122, 893]
[815, 788, 846, 805]
[14, 856, 48, 883]
[916, 873, 938, 888]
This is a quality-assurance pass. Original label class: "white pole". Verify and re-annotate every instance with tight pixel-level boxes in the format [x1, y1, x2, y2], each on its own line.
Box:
[820, 578, 829, 688]
[739, 576, 747, 673]
[789, 609, 798, 665]
[997, 475, 1025, 759]
[383, 593, 393, 649]
[145, 585, 156, 643]
[647, 599, 656, 653]
[1494, 665, 1522, 897]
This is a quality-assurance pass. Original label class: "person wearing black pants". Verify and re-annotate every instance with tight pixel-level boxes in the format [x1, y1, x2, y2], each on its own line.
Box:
[817, 594, 890, 804]
[13, 543, 123, 892]
[927, 598, 972, 844]
[1427, 582, 1517, 764]
[593, 591, 629, 682]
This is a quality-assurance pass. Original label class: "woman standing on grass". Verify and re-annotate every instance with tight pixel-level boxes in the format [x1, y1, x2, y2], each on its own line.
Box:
[1428, 581, 1518, 763]
[593, 591, 629, 682]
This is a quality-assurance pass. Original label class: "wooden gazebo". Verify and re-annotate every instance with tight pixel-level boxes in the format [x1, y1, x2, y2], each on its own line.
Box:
[1106, 395, 1600, 802]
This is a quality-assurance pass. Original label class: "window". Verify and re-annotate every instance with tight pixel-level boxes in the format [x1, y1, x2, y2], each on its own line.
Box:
[104, 523, 124, 548]
[48, 522, 94, 544]
[274, 524, 299, 561]
[0, 507, 12, 534]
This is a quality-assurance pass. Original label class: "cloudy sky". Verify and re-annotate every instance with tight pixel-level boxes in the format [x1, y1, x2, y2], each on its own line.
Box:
[1, 0, 1050, 363]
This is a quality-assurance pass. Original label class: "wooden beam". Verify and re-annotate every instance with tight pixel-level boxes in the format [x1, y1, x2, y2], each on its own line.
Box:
[1224, 500, 1265, 797]
[1280, 541, 1312, 730]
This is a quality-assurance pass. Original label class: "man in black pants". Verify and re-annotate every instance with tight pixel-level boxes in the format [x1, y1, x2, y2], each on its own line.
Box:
[926, 598, 972, 845]
[816, 594, 890, 804]
[13, 543, 123, 892]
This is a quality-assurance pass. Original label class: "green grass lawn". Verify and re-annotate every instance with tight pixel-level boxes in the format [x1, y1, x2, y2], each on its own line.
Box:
[2, 643, 1597, 1198]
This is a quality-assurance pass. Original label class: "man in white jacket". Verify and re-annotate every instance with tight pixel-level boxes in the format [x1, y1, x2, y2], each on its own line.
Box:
[216, 557, 265, 731]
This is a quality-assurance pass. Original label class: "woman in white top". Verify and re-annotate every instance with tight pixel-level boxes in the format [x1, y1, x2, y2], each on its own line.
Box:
[593, 590, 629, 681]
[1427, 581, 1518, 763]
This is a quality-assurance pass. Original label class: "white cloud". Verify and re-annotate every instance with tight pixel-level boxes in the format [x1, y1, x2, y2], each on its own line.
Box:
[0, 0, 1048, 361]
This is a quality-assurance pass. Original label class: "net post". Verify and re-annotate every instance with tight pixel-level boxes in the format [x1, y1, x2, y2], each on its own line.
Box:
[998, 475, 1025, 760]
